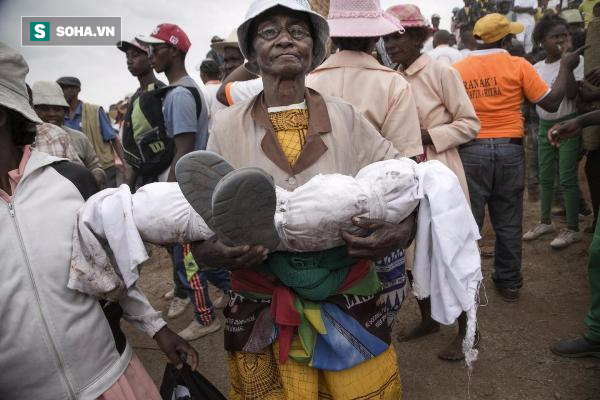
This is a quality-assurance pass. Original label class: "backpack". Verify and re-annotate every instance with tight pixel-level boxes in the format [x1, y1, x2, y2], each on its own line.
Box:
[122, 82, 203, 177]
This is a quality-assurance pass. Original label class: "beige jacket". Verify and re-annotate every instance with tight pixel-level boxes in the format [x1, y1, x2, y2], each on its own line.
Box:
[208, 88, 400, 191]
[400, 54, 480, 198]
[306, 50, 423, 158]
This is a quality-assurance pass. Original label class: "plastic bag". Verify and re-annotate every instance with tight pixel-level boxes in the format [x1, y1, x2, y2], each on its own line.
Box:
[159, 363, 226, 400]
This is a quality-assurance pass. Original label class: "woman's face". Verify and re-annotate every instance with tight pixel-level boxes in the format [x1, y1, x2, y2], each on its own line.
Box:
[541, 24, 570, 57]
[251, 8, 314, 79]
[383, 31, 421, 68]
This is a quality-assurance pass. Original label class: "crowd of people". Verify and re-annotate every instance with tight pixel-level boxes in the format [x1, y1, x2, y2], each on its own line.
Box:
[1, 0, 600, 398]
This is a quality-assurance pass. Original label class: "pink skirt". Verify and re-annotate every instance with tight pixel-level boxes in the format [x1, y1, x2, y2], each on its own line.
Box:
[97, 354, 161, 400]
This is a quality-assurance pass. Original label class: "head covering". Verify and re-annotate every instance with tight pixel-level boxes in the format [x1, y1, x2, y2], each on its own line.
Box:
[386, 4, 428, 28]
[56, 76, 81, 88]
[0, 42, 42, 124]
[432, 13, 441, 19]
[473, 13, 524, 44]
[237, 0, 329, 74]
[31, 81, 69, 108]
[326, 0, 404, 38]
[136, 23, 192, 54]
[116, 37, 148, 54]
[211, 30, 241, 53]
[560, 9, 584, 24]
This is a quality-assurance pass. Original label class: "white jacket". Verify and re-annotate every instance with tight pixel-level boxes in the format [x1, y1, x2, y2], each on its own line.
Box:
[0, 150, 163, 399]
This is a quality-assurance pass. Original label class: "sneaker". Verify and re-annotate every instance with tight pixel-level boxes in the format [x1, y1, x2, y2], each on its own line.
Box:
[523, 223, 554, 241]
[175, 150, 234, 230]
[212, 292, 229, 309]
[167, 297, 190, 319]
[178, 319, 222, 341]
[496, 286, 520, 302]
[579, 207, 593, 218]
[163, 288, 175, 300]
[550, 229, 582, 249]
[212, 168, 280, 249]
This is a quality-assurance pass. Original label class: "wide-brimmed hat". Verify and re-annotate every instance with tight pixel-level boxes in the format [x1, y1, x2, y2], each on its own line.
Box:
[116, 37, 148, 54]
[473, 13, 524, 44]
[136, 23, 192, 54]
[0, 42, 42, 124]
[386, 4, 428, 28]
[31, 81, 69, 108]
[211, 30, 241, 54]
[327, 0, 404, 38]
[560, 9, 583, 24]
[237, 0, 330, 74]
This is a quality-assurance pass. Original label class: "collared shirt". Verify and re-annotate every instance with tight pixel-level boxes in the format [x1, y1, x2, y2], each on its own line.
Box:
[0, 145, 32, 203]
[400, 53, 480, 197]
[307, 50, 423, 158]
[33, 123, 82, 164]
[208, 88, 400, 191]
[64, 101, 117, 142]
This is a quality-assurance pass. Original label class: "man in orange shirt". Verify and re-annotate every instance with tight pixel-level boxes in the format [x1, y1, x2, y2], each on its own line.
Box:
[453, 13, 583, 301]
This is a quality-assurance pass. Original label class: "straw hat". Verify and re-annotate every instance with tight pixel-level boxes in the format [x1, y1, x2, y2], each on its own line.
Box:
[327, 0, 404, 38]
[211, 30, 241, 54]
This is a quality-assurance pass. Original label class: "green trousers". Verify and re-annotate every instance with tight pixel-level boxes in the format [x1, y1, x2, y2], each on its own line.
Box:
[539, 116, 581, 230]
[586, 213, 600, 343]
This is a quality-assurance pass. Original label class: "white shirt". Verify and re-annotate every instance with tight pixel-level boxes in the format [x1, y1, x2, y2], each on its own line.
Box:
[427, 45, 464, 65]
[534, 56, 584, 120]
[514, 0, 537, 26]
[227, 78, 264, 104]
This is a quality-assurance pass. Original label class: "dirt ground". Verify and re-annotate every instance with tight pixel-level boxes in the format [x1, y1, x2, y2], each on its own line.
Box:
[123, 197, 600, 400]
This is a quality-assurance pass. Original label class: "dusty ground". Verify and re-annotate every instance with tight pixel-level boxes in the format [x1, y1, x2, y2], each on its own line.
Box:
[123, 197, 600, 399]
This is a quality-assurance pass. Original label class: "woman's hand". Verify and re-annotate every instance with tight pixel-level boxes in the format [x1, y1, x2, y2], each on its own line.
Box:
[191, 235, 268, 271]
[341, 213, 417, 260]
[548, 118, 581, 147]
[560, 45, 587, 71]
[154, 326, 199, 370]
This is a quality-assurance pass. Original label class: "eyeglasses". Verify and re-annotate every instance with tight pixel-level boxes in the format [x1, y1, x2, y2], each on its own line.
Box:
[148, 44, 171, 57]
[256, 25, 311, 41]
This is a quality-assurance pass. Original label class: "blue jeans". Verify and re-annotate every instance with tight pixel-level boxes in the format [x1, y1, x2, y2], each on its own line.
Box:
[459, 139, 524, 289]
[172, 244, 231, 325]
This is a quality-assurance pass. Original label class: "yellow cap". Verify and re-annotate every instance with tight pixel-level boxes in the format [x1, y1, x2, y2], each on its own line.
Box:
[473, 13, 524, 44]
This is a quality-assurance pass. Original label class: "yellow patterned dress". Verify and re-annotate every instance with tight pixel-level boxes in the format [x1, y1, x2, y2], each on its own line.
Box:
[227, 102, 402, 400]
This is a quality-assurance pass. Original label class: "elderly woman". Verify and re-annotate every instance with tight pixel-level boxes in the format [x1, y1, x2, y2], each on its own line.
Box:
[306, 0, 422, 159]
[191, 0, 415, 398]
[384, 4, 480, 361]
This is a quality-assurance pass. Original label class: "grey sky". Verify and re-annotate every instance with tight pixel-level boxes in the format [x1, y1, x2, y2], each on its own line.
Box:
[0, 0, 461, 108]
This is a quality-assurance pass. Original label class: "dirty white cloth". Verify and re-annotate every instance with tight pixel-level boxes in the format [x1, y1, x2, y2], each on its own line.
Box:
[70, 159, 481, 345]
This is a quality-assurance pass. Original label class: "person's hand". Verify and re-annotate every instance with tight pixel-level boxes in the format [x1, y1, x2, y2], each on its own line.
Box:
[560, 45, 588, 70]
[341, 213, 417, 260]
[421, 129, 433, 146]
[191, 235, 268, 271]
[548, 118, 582, 147]
[154, 326, 199, 370]
[91, 169, 107, 190]
[586, 66, 600, 87]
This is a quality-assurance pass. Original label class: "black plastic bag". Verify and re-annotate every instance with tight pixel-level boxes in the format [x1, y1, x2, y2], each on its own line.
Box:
[160, 363, 226, 400]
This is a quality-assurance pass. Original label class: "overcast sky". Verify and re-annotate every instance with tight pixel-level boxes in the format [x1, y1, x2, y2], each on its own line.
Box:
[0, 0, 462, 108]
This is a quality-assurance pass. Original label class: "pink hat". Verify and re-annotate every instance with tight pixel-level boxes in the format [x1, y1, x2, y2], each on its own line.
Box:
[327, 0, 404, 38]
[386, 4, 428, 28]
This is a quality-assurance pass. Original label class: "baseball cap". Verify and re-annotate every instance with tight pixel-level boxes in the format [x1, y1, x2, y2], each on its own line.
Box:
[56, 76, 81, 88]
[473, 13, 524, 44]
[116, 38, 148, 54]
[136, 23, 191, 54]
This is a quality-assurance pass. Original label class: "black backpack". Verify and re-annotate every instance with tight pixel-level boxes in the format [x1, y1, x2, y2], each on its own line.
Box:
[122, 82, 203, 177]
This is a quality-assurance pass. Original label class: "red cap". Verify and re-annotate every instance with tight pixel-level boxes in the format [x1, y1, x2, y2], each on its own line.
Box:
[136, 23, 191, 54]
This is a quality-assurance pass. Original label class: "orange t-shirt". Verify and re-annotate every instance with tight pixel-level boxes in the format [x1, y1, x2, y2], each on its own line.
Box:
[453, 50, 549, 138]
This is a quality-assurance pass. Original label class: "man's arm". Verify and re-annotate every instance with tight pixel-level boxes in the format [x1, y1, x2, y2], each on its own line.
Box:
[167, 133, 196, 182]
[548, 110, 600, 146]
[216, 64, 257, 106]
